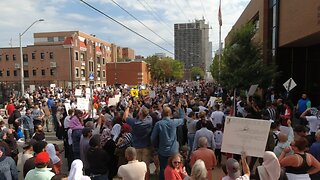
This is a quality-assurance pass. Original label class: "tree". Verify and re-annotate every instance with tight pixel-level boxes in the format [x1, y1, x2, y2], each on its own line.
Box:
[145, 56, 184, 83]
[210, 23, 278, 90]
[191, 66, 205, 80]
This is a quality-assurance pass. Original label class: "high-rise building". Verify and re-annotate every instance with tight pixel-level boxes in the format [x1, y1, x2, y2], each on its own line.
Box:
[174, 19, 212, 76]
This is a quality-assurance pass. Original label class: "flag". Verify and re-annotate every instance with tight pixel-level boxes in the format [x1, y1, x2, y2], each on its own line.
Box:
[218, 0, 222, 26]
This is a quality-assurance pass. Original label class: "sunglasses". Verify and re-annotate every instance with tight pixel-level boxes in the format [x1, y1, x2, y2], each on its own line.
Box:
[173, 161, 181, 164]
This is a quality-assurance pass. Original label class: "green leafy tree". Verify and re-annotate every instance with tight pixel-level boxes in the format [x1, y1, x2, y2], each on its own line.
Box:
[145, 56, 184, 82]
[211, 23, 278, 90]
[191, 66, 205, 80]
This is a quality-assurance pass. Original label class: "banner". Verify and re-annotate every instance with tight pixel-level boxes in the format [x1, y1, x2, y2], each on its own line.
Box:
[221, 116, 271, 157]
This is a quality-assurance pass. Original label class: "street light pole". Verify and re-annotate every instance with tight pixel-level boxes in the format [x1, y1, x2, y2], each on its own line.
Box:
[20, 19, 44, 97]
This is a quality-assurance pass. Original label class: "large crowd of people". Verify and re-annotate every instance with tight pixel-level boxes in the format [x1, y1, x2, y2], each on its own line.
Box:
[0, 82, 319, 180]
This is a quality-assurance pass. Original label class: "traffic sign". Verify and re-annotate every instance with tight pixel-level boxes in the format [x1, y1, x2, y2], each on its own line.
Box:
[89, 73, 94, 81]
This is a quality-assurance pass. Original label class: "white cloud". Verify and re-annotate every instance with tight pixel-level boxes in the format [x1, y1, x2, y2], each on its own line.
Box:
[0, 0, 250, 56]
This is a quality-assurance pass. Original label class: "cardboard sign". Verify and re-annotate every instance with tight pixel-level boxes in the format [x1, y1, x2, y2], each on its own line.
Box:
[248, 84, 259, 96]
[207, 96, 217, 107]
[77, 98, 90, 111]
[64, 103, 71, 112]
[221, 116, 271, 157]
[130, 89, 139, 97]
[176, 87, 184, 94]
[29, 85, 36, 93]
[75, 89, 82, 97]
[283, 78, 297, 92]
[140, 90, 149, 96]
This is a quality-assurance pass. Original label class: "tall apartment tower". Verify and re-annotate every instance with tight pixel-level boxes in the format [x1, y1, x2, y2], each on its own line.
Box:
[174, 19, 212, 74]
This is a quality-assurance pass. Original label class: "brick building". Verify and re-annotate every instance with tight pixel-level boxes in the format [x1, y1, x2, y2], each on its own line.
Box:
[0, 31, 135, 89]
[106, 61, 150, 85]
[226, 0, 320, 104]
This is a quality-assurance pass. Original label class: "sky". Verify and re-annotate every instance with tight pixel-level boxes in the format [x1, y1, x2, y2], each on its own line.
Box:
[0, 0, 250, 57]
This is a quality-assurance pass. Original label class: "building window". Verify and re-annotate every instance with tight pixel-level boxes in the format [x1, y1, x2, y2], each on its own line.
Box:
[23, 54, 28, 62]
[97, 56, 100, 64]
[97, 70, 100, 77]
[89, 61, 94, 72]
[58, 36, 65, 41]
[32, 53, 36, 59]
[13, 70, 17, 76]
[80, 53, 84, 61]
[0, 55, 2, 61]
[75, 68, 79, 78]
[6, 55, 9, 61]
[0, 70, 2, 77]
[33, 70, 36, 76]
[49, 52, 54, 59]
[13, 54, 16, 61]
[102, 58, 105, 64]
[41, 69, 45, 76]
[48, 37, 54, 42]
[81, 69, 85, 77]
[50, 69, 55, 76]
[24, 70, 29, 78]
[75, 52, 79, 60]
[41, 53, 45, 59]
[6, 70, 10, 76]
[102, 70, 106, 78]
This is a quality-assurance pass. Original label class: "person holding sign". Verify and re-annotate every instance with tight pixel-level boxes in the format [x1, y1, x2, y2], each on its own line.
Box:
[222, 152, 250, 180]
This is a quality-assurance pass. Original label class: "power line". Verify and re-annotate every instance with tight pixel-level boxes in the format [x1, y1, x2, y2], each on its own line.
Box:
[186, 0, 198, 19]
[79, 0, 174, 55]
[109, 0, 173, 48]
[136, 0, 173, 36]
[199, 0, 208, 21]
[173, 0, 189, 21]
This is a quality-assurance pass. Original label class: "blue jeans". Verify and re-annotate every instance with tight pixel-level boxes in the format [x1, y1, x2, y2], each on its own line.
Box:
[158, 154, 169, 180]
[187, 133, 195, 158]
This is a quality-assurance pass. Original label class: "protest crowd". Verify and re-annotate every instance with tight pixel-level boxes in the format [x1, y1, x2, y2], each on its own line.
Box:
[0, 82, 319, 180]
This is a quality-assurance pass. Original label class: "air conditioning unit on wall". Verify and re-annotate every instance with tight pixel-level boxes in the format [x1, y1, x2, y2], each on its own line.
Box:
[50, 62, 57, 68]
[14, 63, 21, 69]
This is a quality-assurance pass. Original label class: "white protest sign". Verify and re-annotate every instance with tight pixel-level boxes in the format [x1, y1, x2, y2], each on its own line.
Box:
[149, 91, 156, 98]
[176, 87, 184, 94]
[29, 85, 36, 93]
[50, 84, 56, 88]
[75, 89, 82, 97]
[283, 78, 297, 92]
[77, 98, 90, 111]
[207, 96, 217, 107]
[64, 103, 71, 112]
[221, 116, 271, 157]
[247, 84, 259, 97]
[108, 98, 118, 107]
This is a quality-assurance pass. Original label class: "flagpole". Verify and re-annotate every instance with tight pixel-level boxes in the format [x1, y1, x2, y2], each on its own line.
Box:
[218, 0, 222, 85]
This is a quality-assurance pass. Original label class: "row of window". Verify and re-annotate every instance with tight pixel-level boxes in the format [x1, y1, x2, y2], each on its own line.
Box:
[75, 68, 106, 78]
[0, 52, 54, 62]
[0, 69, 55, 77]
[74, 52, 107, 64]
